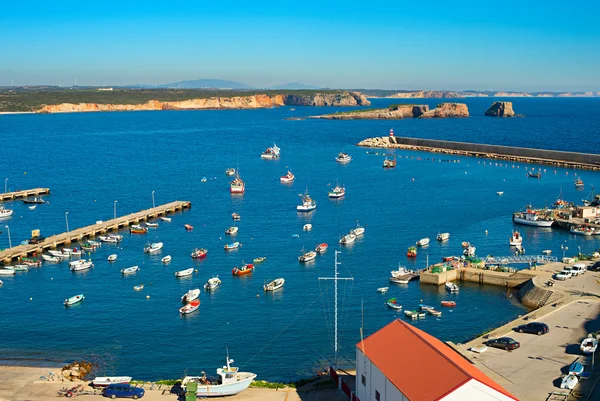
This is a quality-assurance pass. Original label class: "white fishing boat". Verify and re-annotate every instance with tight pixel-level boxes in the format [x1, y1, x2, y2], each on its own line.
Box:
[121, 266, 139, 275]
[204, 276, 222, 291]
[377, 287, 389, 293]
[4, 265, 28, 272]
[428, 309, 442, 317]
[328, 183, 346, 198]
[280, 170, 295, 183]
[509, 231, 522, 246]
[560, 373, 578, 390]
[160, 216, 172, 222]
[225, 168, 236, 176]
[144, 242, 163, 253]
[232, 213, 241, 220]
[315, 243, 328, 253]
[182, 288, 201, 303]
[48, 250, 68, 258]
[261, 143, 281, 159]
[570, 226, 594, 236]
[298, 249, 317, 263]
[108, 254, 118, 262]
[62, 247, 82, 256]
[99, 234, 122, 243]
[542, 249, 552, 255]
[0, 204, 13, 218]
[389, 276, 409, 284]
[175, 268, 194, 277]
[463, 245, 476, 257]
[0, 269, 16, 276]
[303, 224, 312, 231]
[335, 152, 352, 163]
[339, 233, 356, 245]
[182, 353, 257, 397]
[436, 232, 450, 242]
[297, 190, 317, 212]
[264, 278, 285, 292]
[64, 294, 84, 306]
[70, 260, 93, 271]
[225, 226, 238, 235]
[416, 237, 430, 246]
[445, 281, 459, 293]
[145, 222, 159, 228]
[92, 377, 133, 387]
[350, 223, 365, 236]
[513, 208, 554, 227]
[161, 255, 172, 264]
[88, 240, 102, 247]
[42, 254, 61, 263]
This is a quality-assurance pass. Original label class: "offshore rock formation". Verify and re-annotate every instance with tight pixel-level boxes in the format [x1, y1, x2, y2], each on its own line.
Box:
[388, 91, 465, 99]
[36, 92, 369, 113]
[485, 101, 516, 117]
[419, 103, 469, 118]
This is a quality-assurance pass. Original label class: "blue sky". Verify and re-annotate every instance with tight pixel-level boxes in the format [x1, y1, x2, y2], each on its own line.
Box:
[1, 1, 599, 91]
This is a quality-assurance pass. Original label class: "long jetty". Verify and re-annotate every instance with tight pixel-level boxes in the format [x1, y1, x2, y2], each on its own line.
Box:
[0, 200, 191, 263]
[0, 188, 50, 201]
[357, 136, 600, 170]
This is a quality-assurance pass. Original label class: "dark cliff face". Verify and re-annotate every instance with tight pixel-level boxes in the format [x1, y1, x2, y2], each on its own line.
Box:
[485, 101, 515, 117]
[283, 91, 371, 107]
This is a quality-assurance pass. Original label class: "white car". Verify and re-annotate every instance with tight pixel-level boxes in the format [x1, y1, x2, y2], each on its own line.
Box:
[570, 263, 587, 276]
[555, 270, 572, 280]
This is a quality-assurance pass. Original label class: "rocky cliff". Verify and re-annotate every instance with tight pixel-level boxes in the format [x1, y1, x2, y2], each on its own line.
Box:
[485, 101, 515, 117]
[419, 103, 469, 118]
[312, 104, 428, 120]
[388, 91, 464, 99]
[35, 92, 369, 113]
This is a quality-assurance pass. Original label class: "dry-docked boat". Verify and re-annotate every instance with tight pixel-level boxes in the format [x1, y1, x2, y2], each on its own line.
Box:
[161, 255, 172, 263]
[339, 233, 356, 245]
[191, 248, 208, 258]
[181, 288, 201, 303]
[64, 294, 84, 306]
[416, 238, 430, 247]
[297, 190, 317, 212]
[121, 266, 139, 275]
[175, 268, 194, 277]
[264, 278, 285, 292]
[315, 243, 328, 253]
[204, 276, 222, 291]
[436, 232, 450, 242]
[224, 242, 240, 251]
[513, 208, 554, 227]
[182, 353, 257, 397]
[180, 299, 200, 315]
[92, 377, 132, 387]
[280, 170, 295, 183]
[298, 250, 317, 263]
[261, 143, 281, 159]
[232, 264, 254, 275]
[144, 242, 163, 253]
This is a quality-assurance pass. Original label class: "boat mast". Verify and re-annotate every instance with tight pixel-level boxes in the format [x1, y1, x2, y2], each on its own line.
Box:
[319, 250, 354, 364]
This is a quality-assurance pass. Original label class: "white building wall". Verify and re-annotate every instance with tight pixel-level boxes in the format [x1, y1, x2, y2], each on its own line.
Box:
[440, 379, 515, 401]
[356, 348, 408, 401]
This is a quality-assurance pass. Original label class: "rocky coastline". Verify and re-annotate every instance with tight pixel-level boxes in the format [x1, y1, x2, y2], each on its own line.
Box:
[34, 91, 370, 114]
[311, 102, 469, 120]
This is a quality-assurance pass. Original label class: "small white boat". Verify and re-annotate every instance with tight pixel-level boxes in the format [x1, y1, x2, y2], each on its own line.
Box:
[339, 233, 356, 245]
[315, 243, 328, 253]
[107, 254, 118, 262]
[445, 282, 459, 293]
[560, 373, 578, 390]
[92, 377, 133, 387]
[509, 231, 523, 246]
[145, 222, 159, 228]
[69, 259, 89, 268]
[133, 285, 144, 291]
[160, 216, 172, 222]
[416, 237, 430, 247]
[28, 205, 36, 210]
[513, 209, 554, 227]
[297, 190, 317, 212]
[0, 204, 14, 218]
[580, 337, 598, 354]
[182, 288, 201, 303]
[201, 177, 207, 183]
[182, 353, 257, 397]
[463, 245, 476, 257]
[99, 234, 122, 243]
[42, 254, 61, 263]
[62, 247, 82, 256]
[298, 250, 317, 263]
[280, 170, 295, 183]
[0, 269, 16, 276]
[4, 265, 28, 272]
[232, 213, 241, 220]
[350, 223, 365, 236]
[88, 240, 102, 247]
[175, 268, 194, 277]
[144, 242, 163, 253]
[377, 287, 389, 293]
[335, 152, 352, 163]
[204, 276, 222, 292]
[436, 232, 450, 242]
[264, 278, 285, 292]
[70, 260, 93, 271]
[497, 191, 504, 196]
[303, 224, 312, 231]
[180, 299, 200, 314]
[48, 250, 68, 258]
[224, 242, 240, 250]
[121, 266, 139, 275]
[542, 249, 552, 255]
[570, 226, 594, 236]
[161, 255, 172, 264]
[428, 309, 442, 317]
[225, 168, 236, 176]
[225, 226, 238, 235]
[389, 276, 410, 284]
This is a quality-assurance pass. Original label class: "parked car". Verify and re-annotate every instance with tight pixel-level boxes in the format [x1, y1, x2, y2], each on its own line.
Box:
[514, 322, 549, 335]
[589, 261, 600, 272]
[570, 263, 587, 276]
[485, 337, 520, 350]
[103, 384, 144, 399]
[555, 270, 572, 280]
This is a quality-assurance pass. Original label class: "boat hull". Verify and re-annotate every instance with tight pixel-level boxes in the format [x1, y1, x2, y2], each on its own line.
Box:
[194, 374, 257, 397]
[513, 217, 554, 227]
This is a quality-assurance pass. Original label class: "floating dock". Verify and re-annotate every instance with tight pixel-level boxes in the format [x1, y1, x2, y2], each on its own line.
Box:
[0, 188, 50, 201]
[0, 200, 191, 263]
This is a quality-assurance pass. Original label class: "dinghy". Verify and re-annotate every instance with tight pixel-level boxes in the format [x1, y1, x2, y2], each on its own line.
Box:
[108, 254, 118, 262]
[416, 238, 430, 246]
[180, 299, 200, 315]
[264, 278, 285, 292]
[253, 256, 267, 264]
[386, 298, 402, 310]
[121, 266, 139, 275]
[181, 288, 201, 303]
[133, 285, 144, 291]
[0, 269, 16, 276]
[175, 268, 194, 277]
[224, 242, 240, 251]
[377, 287, 389, 293]
[70, 260, 93, 271]
[161, 255, 172, 264]
[64, 294, 84, 306]
[144, 242, 163, 253]
[445, 282, 459, 293]
[204, 276, 222, 291]
[145, 222, 159, 228]
[160, 216, 171, 222]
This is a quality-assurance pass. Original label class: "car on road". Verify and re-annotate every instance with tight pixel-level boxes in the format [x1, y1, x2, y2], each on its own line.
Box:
[514, 322, 549, 335]
[103, 384, 144, 399]
[569, 263, 587, 276]
[555, 270, 572, 280]
[485, 337, 520, 350]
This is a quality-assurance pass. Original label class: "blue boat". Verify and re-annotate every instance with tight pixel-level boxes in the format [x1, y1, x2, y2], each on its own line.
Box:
[569, 361, 584, 376]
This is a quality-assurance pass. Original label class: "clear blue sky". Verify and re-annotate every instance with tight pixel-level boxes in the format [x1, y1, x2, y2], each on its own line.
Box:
[1, 0, 599, 91]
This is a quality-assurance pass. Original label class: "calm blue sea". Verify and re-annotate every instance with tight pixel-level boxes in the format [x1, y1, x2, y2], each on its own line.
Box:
[0, 97, 599, 381]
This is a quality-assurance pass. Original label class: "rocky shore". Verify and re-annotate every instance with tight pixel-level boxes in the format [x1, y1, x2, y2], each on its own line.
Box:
[311, 102, 469, 120]
[35, 91, 370, 114]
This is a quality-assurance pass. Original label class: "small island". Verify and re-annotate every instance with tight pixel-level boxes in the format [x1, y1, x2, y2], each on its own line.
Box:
[485, 101, 516, 117]
[310, 102, 469, 120]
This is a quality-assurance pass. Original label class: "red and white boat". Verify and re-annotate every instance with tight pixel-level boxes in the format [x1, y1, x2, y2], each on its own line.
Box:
[191, 248, 208, 259]
[185, 224, 194, 231]
[232, 264, 254, 276]
[315, 243, 328, 253]
[280, 170, 295, 183]
[441, 301, 456, 307]
[180, 299, 200, 315]
[230, 173, 245, 194]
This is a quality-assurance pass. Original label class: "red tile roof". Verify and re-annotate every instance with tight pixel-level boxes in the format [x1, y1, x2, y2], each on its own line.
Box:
[356, 320, 517, 401]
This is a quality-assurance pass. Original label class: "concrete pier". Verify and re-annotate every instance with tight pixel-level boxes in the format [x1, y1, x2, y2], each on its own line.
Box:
[0, 188, 50, 201]
[0, 200, 191, 263]
[420, 267, 541, 288]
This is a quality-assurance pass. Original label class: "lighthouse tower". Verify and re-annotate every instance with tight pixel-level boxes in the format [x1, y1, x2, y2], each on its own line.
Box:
[389, 128, 394, 138]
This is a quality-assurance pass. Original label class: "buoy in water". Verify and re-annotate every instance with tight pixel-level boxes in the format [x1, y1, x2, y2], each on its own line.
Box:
[485, 230, 488, 234]
[30, 297, 32, 301]
[146, 295, 150, 299]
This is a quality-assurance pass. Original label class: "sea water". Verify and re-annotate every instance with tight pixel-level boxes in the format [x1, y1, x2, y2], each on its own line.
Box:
[0, 97, 598, 381]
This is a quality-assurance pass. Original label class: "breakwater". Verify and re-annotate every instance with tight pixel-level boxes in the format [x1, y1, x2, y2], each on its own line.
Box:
[357, 136, 600, 170]
[0, 188, 50, 201]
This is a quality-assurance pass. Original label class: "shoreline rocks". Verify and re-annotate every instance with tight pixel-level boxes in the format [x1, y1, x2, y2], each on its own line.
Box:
[485, 101, 515, 117]
[419, 103, 469, 118]
[311, 103, 469, 120]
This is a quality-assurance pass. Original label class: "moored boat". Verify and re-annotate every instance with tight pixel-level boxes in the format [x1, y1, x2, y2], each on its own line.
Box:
[463, 245, 476, 257]
[42, 254, 61, 263]
[145, 222, 159, 228]
[182, 353, 257, 397]
[513, 208, 554, 227]
[70, 260, 93, 271]
[428, 308, 442, 317]
[160, 216, 172, 222]
[280, 170, 295, 183]
[580, 337, 598, 354]
[298, 250, 317, 263]
[445, 281, 459, 293]
[175, 268, 194, 277]
[180, 299, 200, 315]
[253, 256, 267, 264]
[49, 250, 68, 258]
[21, 258, 42, 267]
[437, 232, 450, 242]
[22, 197, 46, 204]
[0, 269, 16, 276]
[328, 183, 345, 198]
[377, 287, 389, 293]
[232, 264, 254, 275]
[204, 276, 222, 291]
[509, 231, 523, 246]
[144, 242, 163, 253]
[0, 204, 13, 218]
[339, 233, 356, 245]
[297, 190, 317, 212]
[261, 143, 281, 159]
[570, 225, 594, 236]
[161, 255, 172, 263]
[225, 168, 236, 176]
[406, 246, 417, 258]
[133, 285, 144, 291]
[5, 265, 28, 272]
[99, 234, 122, 243]
[575, 178, 584, 188]
[382, 157, 397, 168]
[416, 237, 430, 247]
[264, 278, 285, 292]
[315, 243, 328, 253]
[121, 266, 139, 275]
[225, 226, 238, 235]
[386, 298, 402, 310]
[191, 248, 208, 259]
[441, 300, 456, 307]
[129, 226, 148, 234]
[335, 152, 351, 163]
[461, 241, 470, 248]
[350, 223, 365, 236]
[224, 242, 240, 251]
[232, 213, 241, 220]
[108, 254, 118, 262]
[527, 171, 541, 178]
[184, 224, 194, 231]
[230, 172, 245, 194]
[62, 247, 82, 256]
[303, 224, 312, 231]
[182, 288, 201, 303]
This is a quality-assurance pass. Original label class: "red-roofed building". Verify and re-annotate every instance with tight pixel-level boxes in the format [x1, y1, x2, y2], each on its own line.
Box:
[355, 320, 518, 401]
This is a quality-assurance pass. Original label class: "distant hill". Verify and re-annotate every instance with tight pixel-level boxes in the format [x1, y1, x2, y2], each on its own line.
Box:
[158, 79, 254, 89]
[269, 82, 320, 90]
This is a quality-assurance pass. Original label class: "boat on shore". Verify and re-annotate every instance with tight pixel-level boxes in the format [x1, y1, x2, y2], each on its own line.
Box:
[445, 281, 459, 293]
[437, 232, 450, 242]
[315, 243, 328, 253]
[182, 288, 201, 303]
[580, 337, 598, 354]
[509, 231, 522, 246]
[416, 237, 430, 247]
[204, 276, 222, 292]
[92, 377, 132, 387]
[182, 353, 257, 397]
[224, 242, 240, 251]
[328, 183, 345, 198]
[261, 143, 281, 159]
[161, 255, 172, 263]
[232, 264, 254, 276]
[335, 152, 351, 163]
[264, 278, 285, 292]
[297, 190, 317, 212]
[180, 299, 200, 315]
[280, 170, 295, 183]
[144, 242, 163, 253]
[191, 248, 208, 259]
[298, 249, 317, 263]
[175, 268, 194, 277]
[121, 266, 139, 275]
[513, 208, 554, 227]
